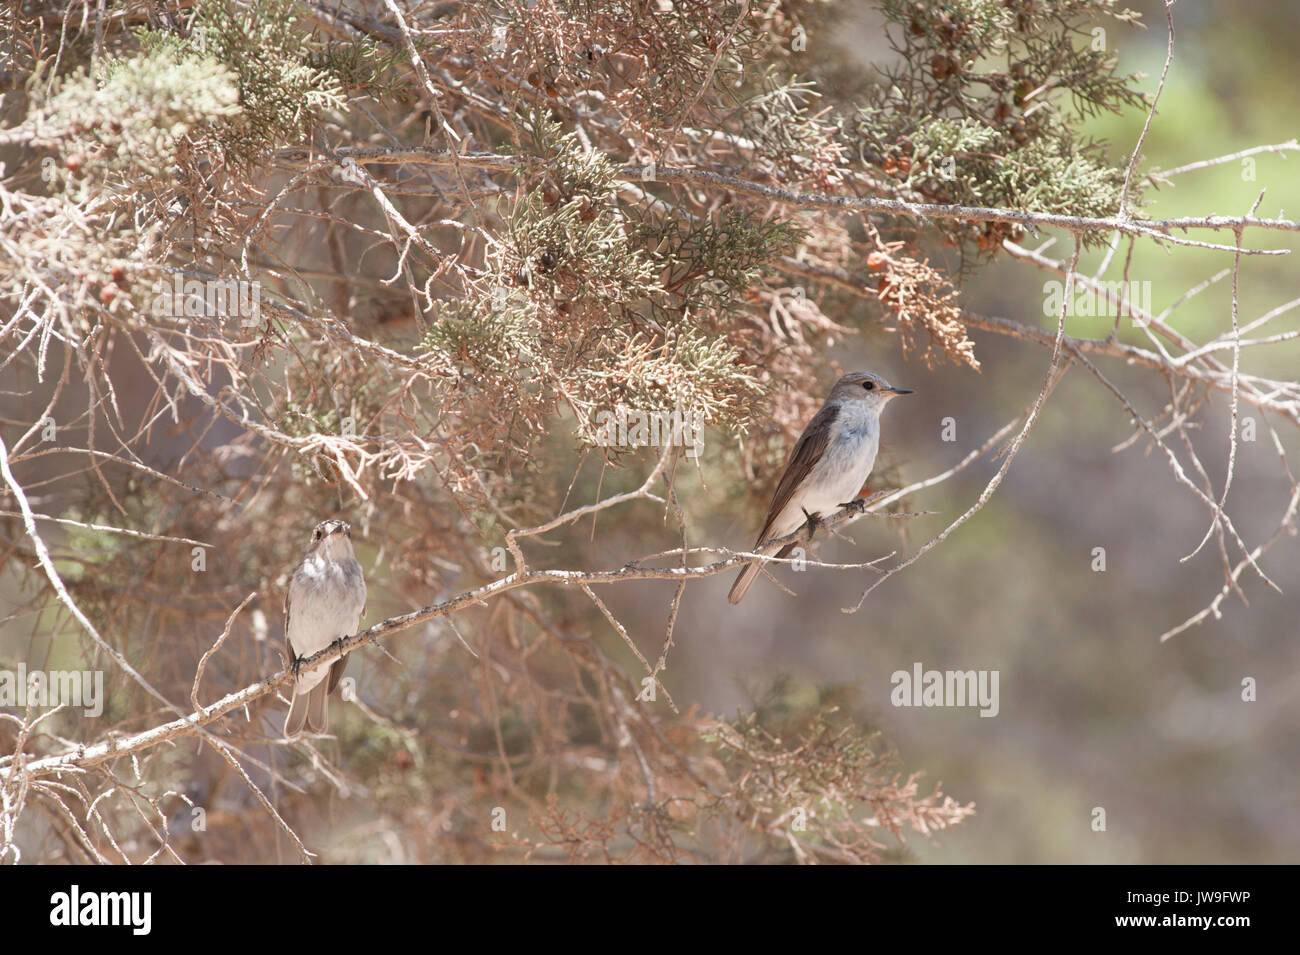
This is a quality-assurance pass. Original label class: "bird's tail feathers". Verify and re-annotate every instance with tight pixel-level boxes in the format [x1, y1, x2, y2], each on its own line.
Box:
[284, 681, 331, 738]
[727, 541, 795, 605]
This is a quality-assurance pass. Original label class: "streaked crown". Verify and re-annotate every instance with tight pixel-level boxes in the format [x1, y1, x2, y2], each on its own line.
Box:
[306, 519, 355, 558]
[828, 370, 914, 407]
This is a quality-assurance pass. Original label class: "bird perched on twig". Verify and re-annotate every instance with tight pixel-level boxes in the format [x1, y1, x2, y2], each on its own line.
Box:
[283, 519, 366, 737]
[728, 371, 913, 605]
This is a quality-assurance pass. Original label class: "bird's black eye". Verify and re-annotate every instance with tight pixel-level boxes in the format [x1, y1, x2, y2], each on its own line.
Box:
[863, 380, 874, 390]
[313, 529, 322, 541]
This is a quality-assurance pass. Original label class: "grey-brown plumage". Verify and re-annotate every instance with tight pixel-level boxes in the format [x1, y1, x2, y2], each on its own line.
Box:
[283, 519, 366, 737]
[729, 372, 913, 604]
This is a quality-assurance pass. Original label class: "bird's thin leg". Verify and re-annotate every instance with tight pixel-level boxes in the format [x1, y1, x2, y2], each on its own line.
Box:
[800, 507, 826, 540]
[837, 497, 868, 515]
[289, 654, 302, 681]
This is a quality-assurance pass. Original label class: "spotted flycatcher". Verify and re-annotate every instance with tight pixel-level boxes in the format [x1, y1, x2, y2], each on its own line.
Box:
[283, 519, 367, 737]
[728, 371, 913, 604]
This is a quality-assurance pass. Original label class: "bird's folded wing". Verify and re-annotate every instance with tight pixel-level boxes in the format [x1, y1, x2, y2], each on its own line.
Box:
[754, 402, 837, 546]
[282, 587, 293, 658]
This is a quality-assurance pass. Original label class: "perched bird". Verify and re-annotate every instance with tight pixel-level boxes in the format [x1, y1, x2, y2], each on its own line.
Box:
[728, 371, 914, 605]
[283, 519, 366, 737]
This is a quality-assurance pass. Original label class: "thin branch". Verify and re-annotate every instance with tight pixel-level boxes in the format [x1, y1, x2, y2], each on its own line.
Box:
[1119, 0, 1175, 218]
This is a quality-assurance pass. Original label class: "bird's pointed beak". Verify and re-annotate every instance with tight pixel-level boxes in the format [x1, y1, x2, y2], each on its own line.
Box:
[886, 387, 914, 395]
